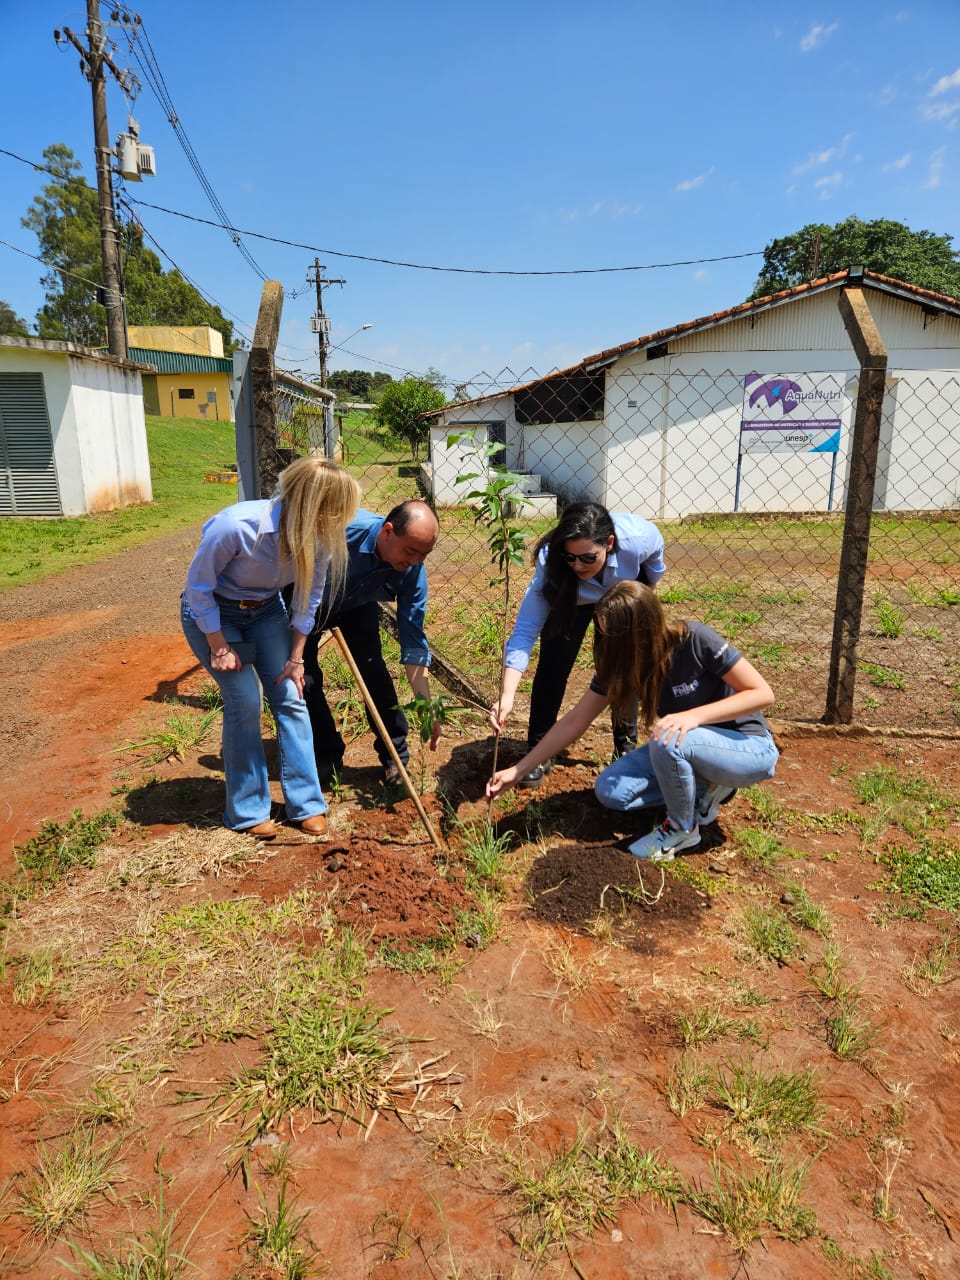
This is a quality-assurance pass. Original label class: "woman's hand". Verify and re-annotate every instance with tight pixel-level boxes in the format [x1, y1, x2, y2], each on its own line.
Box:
[486, 766, 519, 800]
[211, 646, 242, 673]
[489, 695, 514, 735]
[650, 709, 701, 746]
[275, 657, 306, 698]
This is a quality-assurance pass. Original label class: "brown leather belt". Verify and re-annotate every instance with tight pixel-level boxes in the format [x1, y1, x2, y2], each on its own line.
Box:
[214, 592, 275, 611]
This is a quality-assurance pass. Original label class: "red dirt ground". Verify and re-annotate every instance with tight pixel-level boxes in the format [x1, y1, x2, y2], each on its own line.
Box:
[2, 539, 960, 1278]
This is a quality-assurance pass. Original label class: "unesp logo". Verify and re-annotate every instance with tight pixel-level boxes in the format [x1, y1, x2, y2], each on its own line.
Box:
[743, 372, 802, 416]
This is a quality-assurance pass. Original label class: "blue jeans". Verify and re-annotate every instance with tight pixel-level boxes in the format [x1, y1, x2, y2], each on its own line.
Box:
[180, 593, 326, 831]
[595, 727, 779, 831]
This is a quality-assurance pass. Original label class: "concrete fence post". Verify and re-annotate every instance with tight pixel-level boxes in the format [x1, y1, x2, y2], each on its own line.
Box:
[824, 284, 888, 724]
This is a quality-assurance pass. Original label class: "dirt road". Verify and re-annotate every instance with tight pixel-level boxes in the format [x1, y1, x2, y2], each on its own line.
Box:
[0, 525, 202, 862]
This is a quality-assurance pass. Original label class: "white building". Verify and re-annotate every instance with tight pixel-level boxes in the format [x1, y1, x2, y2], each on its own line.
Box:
[425, 270, 960, 519]
[0, 337, 152, 516]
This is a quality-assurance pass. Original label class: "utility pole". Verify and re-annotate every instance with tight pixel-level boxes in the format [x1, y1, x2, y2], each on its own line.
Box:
[307, 258, 345, 388]
[58, 0, 136, 358]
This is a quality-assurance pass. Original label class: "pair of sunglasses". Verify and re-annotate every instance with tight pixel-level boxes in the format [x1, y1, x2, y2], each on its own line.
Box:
[561, 550, 602, 565]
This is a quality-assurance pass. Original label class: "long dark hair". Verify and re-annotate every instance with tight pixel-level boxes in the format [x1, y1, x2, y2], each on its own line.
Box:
[593, 580, 687, 730]
[533, 502, 617, 635]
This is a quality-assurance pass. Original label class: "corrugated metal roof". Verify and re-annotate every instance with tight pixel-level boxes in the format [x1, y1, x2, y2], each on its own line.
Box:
[129, 347, 233, 374]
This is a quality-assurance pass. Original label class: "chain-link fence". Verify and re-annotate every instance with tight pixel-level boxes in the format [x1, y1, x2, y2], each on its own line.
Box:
[333, 362, 960, 732]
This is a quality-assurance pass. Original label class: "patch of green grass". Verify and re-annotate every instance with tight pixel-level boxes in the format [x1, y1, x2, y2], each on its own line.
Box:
[15, 808, 121, 887]
[241, 1178, 320, 1279]
[805, 942, 859, 1002]
[858, 662, 905, 690]
[711, 1059, 827, 1149]
[686, 1159, 816, 1250]
[871, 591, 905, 638]
[0, 417, 236, 591]
[908, 932, 957, 989]
[826, 998, 880, 1062]
[782, 884, 832, 937]
[740, 905, 802, 965]
[460, 821, 515, 889]
[855, 765, 956, 837]
[743, 785, 783, 825]
[15, 1126, 123, 1242]
[677, 1006, 731, 1048]
[118, 708, 220, 764]
[870, 836, 960, 917]
[665, 1052, 714, 1117]
[733, 828, 788, 869]
[212, 999, 399, 1137]
[13, 947, 56, 1006]
[507, 1130, 616, 1259]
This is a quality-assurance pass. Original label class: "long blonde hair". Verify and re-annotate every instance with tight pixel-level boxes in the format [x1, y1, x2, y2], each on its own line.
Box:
[593, 580, 687, 731]
[275, 458, 360, 619]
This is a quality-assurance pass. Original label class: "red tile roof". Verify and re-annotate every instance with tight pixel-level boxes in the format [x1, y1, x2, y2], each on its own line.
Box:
[423, 269, 960, 417]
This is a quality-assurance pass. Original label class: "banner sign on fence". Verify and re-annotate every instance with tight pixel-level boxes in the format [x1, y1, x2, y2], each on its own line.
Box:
[740, 372, 844, 454]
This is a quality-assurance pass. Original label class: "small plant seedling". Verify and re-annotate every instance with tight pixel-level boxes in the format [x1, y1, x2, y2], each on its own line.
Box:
[400, 693, 463, 790]
[872, 591, 905, 638]
[450, 430, 530, 800]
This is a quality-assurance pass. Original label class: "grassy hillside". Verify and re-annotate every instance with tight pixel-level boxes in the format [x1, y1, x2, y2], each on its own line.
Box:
[0, 416, 237, 591]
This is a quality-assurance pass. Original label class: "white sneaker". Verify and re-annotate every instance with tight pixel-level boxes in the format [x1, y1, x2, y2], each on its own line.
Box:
[696, 784, 737, 826]
[628, 819, 701, 862]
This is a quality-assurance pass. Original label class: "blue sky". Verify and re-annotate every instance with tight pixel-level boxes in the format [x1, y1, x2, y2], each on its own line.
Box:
[2, 1, 958, 392]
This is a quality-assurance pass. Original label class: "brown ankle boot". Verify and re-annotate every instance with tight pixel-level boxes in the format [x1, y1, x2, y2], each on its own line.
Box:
[242, 819, 279, 839]
[296, 814, 328, 836]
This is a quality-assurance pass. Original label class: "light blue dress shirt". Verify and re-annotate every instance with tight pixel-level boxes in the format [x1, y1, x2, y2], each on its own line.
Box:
[504, 512, 666, 673]
[184, 499, 329, 636]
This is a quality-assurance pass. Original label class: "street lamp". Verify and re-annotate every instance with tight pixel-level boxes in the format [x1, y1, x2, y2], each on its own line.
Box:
[331, 322, 373, 353]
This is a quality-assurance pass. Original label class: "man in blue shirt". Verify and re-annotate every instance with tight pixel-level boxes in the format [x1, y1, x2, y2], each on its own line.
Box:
[302, 499, 440, 785]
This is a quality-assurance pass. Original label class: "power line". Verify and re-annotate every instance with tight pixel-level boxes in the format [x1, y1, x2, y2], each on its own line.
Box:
[116, 195, 255, 343]
[126, 195, 763, 275]
[120, 14, 271, 284]
[2, 145, 764, 278]
[0, 235, 106, 292]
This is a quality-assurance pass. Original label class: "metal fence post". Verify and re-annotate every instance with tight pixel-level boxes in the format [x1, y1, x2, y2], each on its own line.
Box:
[824, 285, 888, 723]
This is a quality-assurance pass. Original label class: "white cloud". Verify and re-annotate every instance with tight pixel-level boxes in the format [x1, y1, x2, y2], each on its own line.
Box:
[881, 153, 912, 171]
[815, 171, 843, 188]
[792, 132, 854, 174]
[931, 68, 960, 96]
[921, 101, 960, 123]
[675, 167, 714, 192]
[925, 147, 946, 188]
[693, 269, 709, 281]
[877, 84, 897, 106]
[800, 22, 838, 52]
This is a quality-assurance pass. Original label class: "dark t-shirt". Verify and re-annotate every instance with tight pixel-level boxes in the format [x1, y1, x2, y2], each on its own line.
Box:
[591, 621, 770, 737]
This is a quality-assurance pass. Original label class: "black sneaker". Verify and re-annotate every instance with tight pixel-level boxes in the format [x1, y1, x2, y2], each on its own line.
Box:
[382, 761, 404, 786]
[518, 760, 553, 789]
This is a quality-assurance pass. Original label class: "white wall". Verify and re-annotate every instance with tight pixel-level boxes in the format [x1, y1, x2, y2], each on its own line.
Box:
[69, 355, 151, 512]
[428, 395, 516, 504]
[0, 341, 150, 516]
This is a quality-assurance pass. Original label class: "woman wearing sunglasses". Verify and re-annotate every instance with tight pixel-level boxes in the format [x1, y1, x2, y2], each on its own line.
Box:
[489, 501, 665, 786]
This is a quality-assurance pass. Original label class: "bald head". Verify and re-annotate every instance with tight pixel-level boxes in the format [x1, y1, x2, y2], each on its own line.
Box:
[376, 500, 439, 572]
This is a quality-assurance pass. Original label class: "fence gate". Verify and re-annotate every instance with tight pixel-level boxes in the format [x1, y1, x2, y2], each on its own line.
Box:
[0, 372, 62, 516]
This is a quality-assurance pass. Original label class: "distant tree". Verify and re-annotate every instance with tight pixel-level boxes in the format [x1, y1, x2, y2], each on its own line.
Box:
[369, 371, 393, 399]
[327, 369, 395, 401]
[22, 143, 234, 351]
[375, 376, 447, 460]
[0, 301, 30, 337]
[749, 216, 960, 300]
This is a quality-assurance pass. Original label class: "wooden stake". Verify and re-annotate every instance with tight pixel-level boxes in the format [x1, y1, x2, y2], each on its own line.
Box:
[330, 627, 445, 851]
